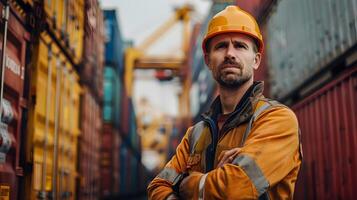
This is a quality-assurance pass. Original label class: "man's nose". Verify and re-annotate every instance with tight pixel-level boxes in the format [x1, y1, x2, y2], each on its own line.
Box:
[225, 44, 236, 60]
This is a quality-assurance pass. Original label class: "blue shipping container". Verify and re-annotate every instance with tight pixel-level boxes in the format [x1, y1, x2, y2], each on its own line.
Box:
[104, 9, 125, 74]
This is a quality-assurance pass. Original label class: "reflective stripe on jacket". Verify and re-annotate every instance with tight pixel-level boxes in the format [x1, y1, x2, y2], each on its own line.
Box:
[147, 82, 302, 199]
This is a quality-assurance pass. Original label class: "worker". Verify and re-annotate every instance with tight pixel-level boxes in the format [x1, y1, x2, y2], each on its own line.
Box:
[147, 5, 302, 200]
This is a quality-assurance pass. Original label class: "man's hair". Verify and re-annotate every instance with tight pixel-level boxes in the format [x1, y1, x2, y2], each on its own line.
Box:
[204, 37, 259, 54]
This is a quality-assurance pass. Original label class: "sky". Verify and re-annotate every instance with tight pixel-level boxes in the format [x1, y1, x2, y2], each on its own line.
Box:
[100, 0, 211, 116]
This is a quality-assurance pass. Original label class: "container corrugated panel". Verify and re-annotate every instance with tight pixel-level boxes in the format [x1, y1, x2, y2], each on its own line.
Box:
[81, 0, 105, 99]
[100, 123, 121, 198]
[0, 3, 30, 199]
[25, 37, 81, 200]
[103, 67, 121, 126]
[293, 66, 357, 200]
[266, 0, 357, 100]
[104, 10, 125, 74]
[77, 86, 101, 200]
[43, 0, 84, 64]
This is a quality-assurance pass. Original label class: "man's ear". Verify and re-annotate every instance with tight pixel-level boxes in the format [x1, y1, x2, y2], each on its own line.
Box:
[204, 54, 211, 70]
[252, 52, 261, 70]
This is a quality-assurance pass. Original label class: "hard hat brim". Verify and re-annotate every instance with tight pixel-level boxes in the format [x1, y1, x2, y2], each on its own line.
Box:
[202, 29, 264, 55]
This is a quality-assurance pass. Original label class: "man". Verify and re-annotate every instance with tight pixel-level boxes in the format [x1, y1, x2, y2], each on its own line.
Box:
[148, 5, 302, 200]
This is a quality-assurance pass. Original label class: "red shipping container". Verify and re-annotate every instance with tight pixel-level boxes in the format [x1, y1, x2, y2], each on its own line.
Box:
[78, 87, 102, 200]
[255, 24, 270, 97]
[0, 2, 30, 200]
[236, 0, 274, 20]
[81, 0, 105, 100]
[293, 66, 357, 200]
[100, 123, 121, 198]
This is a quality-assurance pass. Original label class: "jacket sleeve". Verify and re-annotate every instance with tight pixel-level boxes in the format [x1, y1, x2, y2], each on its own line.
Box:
[147, 127, 193, 200]
[182, 106, 302, 199]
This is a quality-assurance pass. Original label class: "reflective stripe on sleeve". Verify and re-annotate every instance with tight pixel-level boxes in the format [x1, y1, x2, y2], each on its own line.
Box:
[198, 174, 208, 200]
[189, 121, 205, 154]
[232, 154, 269, 196]
[156, 167, 181, 184]
[240, 102, 272, 147]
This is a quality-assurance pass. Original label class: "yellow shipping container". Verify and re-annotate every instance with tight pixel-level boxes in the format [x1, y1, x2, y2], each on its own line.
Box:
[25, 33, 81, 200]
[42, 0, 84, 64]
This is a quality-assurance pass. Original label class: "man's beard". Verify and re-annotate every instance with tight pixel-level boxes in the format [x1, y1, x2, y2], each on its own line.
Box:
[215, 58, 251, 89]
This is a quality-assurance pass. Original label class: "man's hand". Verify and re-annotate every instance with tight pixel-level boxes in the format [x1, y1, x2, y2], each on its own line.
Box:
[217, 148, 241, 168]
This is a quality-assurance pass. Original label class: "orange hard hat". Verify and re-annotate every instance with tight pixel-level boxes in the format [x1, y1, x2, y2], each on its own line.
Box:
[202, 5, 264, 54]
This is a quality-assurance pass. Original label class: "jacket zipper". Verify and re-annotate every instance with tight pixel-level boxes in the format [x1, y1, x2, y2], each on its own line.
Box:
[203, 116, 218, 172]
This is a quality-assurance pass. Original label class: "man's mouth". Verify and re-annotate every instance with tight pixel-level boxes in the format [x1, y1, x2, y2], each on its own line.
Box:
[221, 64, 241, 69]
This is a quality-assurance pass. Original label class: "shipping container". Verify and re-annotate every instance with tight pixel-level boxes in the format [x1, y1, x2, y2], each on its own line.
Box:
[24, 36, 81, 200]
[128, 100, 141, 150]
[293, 65, 357, 200]
[103, 10, 125, 74]
[266, 0, 357, 100]
[118, 143, 129, 195]
[103, 67, 122, 127]
[100, 123, 120, 198]
[115, 142, 149, 199]
[42, 0, 84, 65]
[119, 87, 132, 136]
[77, 86, 101, 200]
[103, 9, 126, 131]
[236, 0, 274, 22]
[80, 0, 105, 99]
[77, 1, 104, 198]
[0, 2, 30, 200]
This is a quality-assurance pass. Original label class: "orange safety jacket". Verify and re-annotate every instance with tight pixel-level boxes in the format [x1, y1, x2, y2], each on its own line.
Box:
[147, 82, 302, 200]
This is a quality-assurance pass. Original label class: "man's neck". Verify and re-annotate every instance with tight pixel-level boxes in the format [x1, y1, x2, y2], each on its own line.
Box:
[219, 80, 253, 114]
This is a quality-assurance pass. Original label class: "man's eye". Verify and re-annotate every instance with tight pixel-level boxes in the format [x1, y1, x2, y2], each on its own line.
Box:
[215, 44, 227, 49]
[235, 44, 247, 49]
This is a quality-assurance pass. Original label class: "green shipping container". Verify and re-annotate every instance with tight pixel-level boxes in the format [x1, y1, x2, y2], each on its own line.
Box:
[103, 67, 122, 127]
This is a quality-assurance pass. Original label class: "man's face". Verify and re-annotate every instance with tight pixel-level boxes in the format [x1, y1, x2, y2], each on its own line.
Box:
[204, 33, 261, 89]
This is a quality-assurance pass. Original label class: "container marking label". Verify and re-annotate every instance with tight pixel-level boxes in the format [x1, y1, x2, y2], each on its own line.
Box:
[0, 185, 10, 200]
[5, 54, 23, 79]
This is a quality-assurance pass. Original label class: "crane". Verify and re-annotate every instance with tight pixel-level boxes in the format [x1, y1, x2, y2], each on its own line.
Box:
[124, 4, 193, 119]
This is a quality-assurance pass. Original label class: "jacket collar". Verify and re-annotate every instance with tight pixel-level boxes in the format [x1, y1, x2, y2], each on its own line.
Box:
[202, 81, 265, 129]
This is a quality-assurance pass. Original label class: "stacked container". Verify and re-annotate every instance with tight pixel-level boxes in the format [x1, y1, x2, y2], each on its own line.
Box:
[77, 0, 105, 199]
[102, 9, 150, 199]
[293, 66, 356, 200]
[77, 87, 102, 200]
[23, 0, 84, 199]
[266, 0, 356, 100]
[101, 10, 123, 198]
[0, 1, 30, 199]
[25, 39, 82, 200]
[233, 0, 357, 199]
